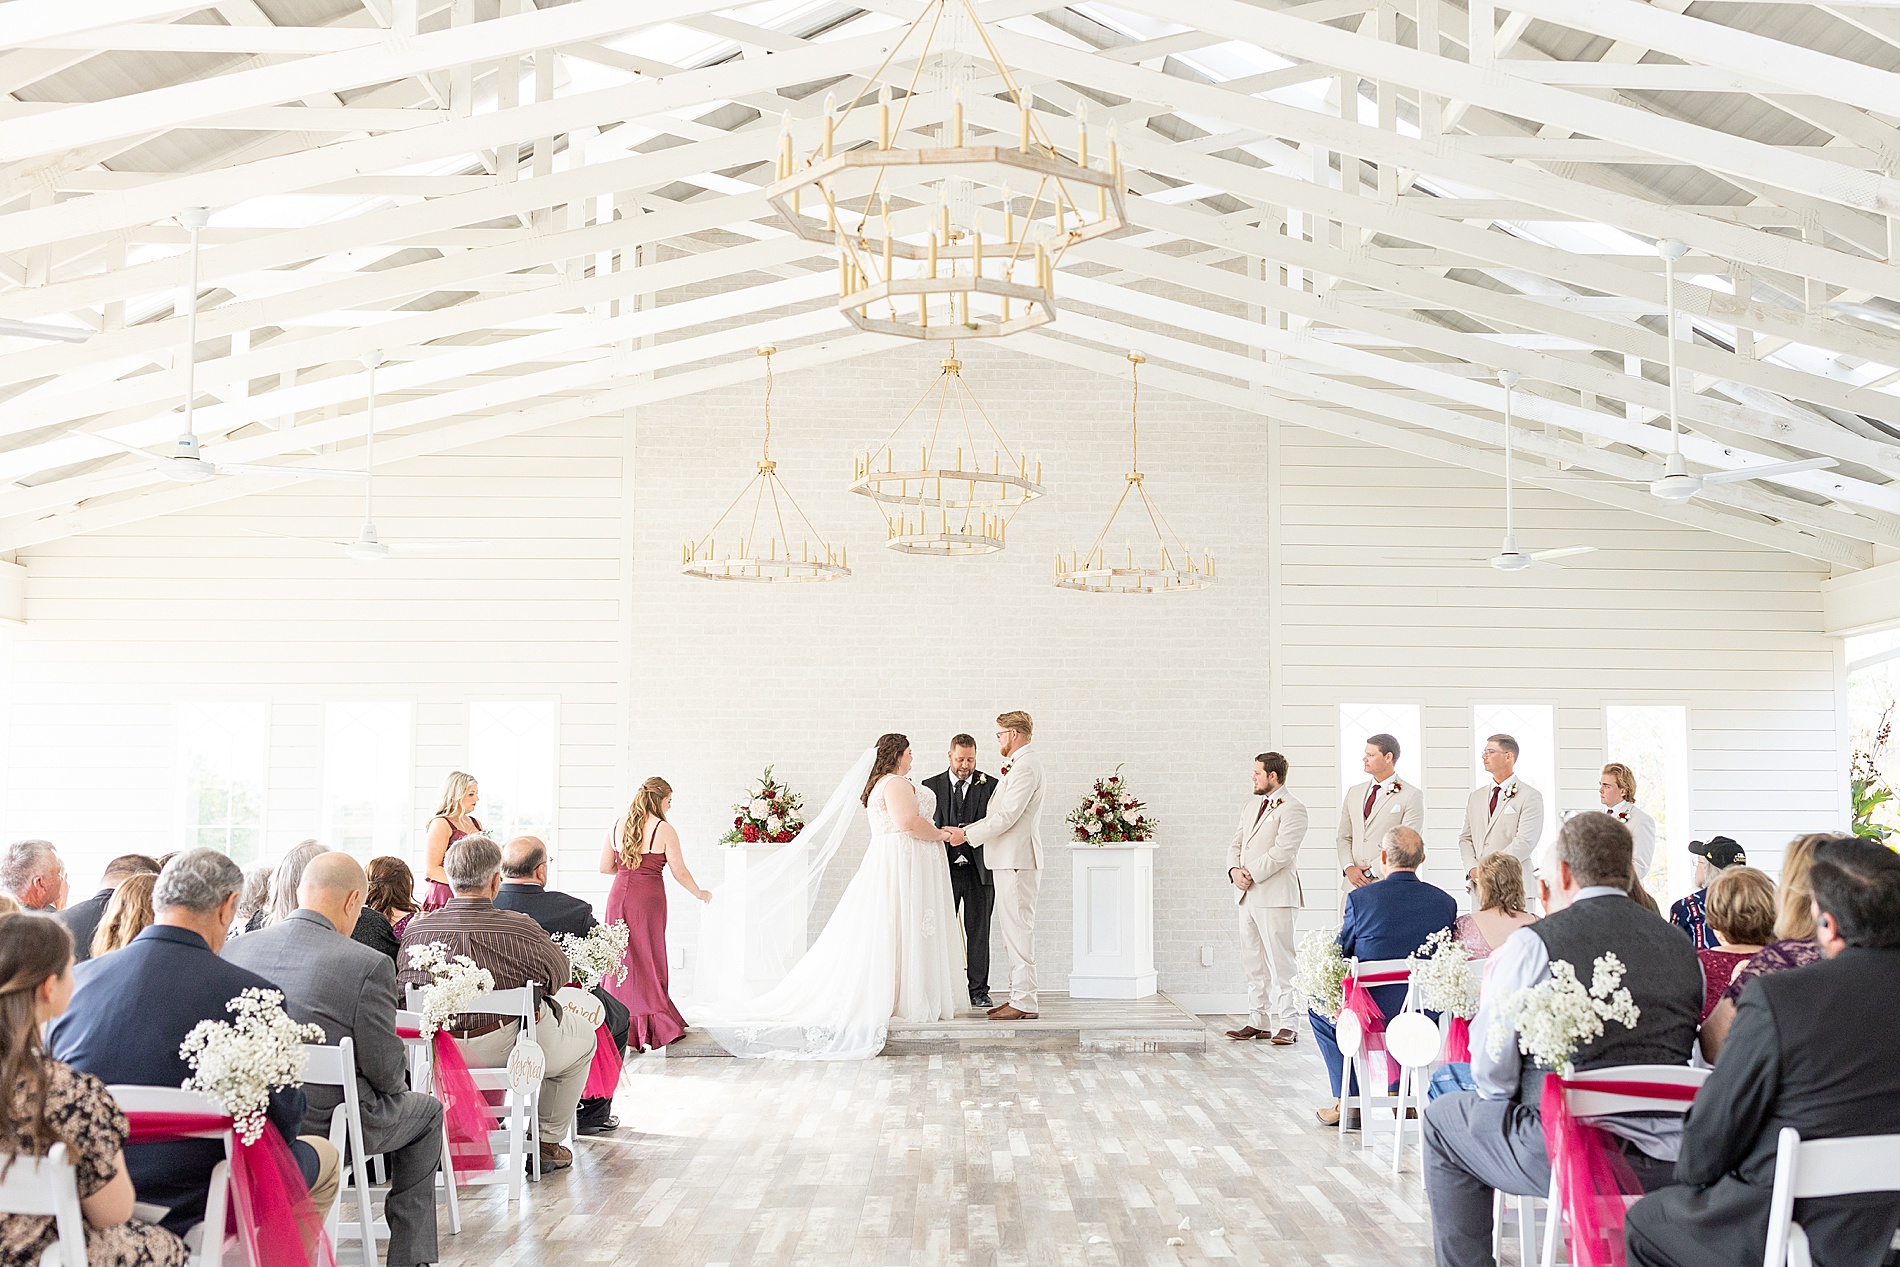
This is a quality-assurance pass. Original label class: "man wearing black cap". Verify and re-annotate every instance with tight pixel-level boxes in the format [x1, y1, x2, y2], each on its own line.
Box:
[1668, 836, 1745, 949]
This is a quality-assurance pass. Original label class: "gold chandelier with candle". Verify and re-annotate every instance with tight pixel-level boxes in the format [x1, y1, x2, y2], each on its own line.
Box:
[850, 343, 1042, 554]
[1056, 353, 1214, 594]
[764, 0, 1126, 341]
[681, 347, 850, 583]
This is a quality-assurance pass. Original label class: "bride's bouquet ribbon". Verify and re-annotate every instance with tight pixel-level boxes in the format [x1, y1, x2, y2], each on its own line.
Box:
[1539, 1074, 1700, 1267]
[1446, 1015, 1472, 1063]
[397, 1026, 497, 1173]
[1337, 969, 1407, 1085]
[123, 1111, 334, 1267]
[582, 1023, 624, 1099]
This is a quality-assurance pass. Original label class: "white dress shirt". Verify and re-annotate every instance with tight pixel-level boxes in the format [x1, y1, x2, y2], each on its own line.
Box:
[1469, 885, 1684, 1159]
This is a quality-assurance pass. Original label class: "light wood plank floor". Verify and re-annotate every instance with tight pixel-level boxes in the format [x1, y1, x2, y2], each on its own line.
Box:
[435, 1019, 1446, 1267]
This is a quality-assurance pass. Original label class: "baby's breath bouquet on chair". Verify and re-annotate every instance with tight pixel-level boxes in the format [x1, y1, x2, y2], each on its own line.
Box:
[407, 941, 496, 1037]
[1407, 928, 1481, 1020]
[1292, 930, 1347, 1016]
[1486, 952, 1640, 1073]
[179, 988, 324, 1145]
[555, 921, 631, 988]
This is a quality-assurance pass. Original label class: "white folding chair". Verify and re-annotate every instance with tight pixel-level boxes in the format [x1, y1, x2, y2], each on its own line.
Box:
[301, 1039, 378, 1267]
[106, 1086, 244, 1267]
[1386, 1005, 1444, 1175]
[1336, 957, 1412, 1148]
[405, 984, 540, 1203]
[1539, 1065, 1710, 1267]
[0, 1141, 88, 1267]
[394, 1009, 459, 1236]
[1762, 1128, 1900, 1267]
[1493, 1190, 1539, 1267]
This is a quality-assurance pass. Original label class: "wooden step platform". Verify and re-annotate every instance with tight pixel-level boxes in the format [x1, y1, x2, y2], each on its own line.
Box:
[666, 991, 1209, 1057]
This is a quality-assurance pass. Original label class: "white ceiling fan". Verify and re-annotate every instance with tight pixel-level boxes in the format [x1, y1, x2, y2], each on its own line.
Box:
[262, 353, 491, 562]
[84, 208, 366, 486]
[1489, 370, 1596, 571]
[1646, 238, 1836, 503]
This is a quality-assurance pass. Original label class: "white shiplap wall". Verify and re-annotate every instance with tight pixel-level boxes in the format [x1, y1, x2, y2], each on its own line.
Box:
[0, 345, 1848, 1001]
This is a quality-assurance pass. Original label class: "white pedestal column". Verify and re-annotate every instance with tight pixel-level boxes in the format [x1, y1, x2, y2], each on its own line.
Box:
[1068, 842, 1158, 999]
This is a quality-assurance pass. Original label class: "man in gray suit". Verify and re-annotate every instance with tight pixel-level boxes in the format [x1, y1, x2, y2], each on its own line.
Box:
[224, 853, 442, 1267]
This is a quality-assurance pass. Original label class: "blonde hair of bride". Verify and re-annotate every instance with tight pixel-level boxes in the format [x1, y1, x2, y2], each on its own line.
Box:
[619, 777, 673, 868]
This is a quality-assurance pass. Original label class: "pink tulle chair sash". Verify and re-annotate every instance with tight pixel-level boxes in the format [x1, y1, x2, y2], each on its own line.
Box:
[1539, 1074, 1700, 1267]
[1446, 1016, 1472, 1063]
[123, 1111, 334, 1267]
[582, 1024, 623, 1100]
[1337, 969, 1406, 1084]
[397, 1027, 497, 1173]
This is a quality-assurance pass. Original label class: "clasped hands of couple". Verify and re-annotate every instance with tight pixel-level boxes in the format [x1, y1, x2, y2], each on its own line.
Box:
[942, 826, 969, 846]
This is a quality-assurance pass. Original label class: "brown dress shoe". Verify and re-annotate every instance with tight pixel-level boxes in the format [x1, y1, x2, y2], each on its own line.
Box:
[1225, 1025, 1266, 1041]
[1268, 1028, 1299, 1046]
[1315, 1100, 1342, 1126]
[537, 1141, 573, 1173]
[988, 1004, 1039, 1020]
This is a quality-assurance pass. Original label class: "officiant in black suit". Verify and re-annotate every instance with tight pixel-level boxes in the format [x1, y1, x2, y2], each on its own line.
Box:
[924, 734, 999, 1008]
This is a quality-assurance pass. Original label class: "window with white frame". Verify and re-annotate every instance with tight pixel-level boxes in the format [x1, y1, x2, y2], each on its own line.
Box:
[321, 701, 414, 857]
[1605, 705, 1690, 897]
[1472, 703, 1557, 867]
[1338, 703, 1423, 795]
[178, 702, 269, 863]
[468, 700, 558, 867]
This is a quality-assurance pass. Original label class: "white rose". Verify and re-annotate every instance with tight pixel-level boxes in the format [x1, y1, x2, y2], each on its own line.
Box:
[749, 798, 770, 817]
[1086, 820, 1102, 835]
[766, 815, 782, 833]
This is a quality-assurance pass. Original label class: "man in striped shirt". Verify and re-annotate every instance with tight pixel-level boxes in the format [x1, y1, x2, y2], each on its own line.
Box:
[397, 834, 595, 1173]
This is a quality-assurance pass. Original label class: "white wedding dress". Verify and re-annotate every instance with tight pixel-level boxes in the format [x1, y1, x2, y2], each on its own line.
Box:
[695, 770, 967, 1059]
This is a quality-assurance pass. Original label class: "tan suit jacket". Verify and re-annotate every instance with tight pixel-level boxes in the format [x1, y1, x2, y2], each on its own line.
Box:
[1456, 777, 1544, 870]
[1225, 792, 1307, 908]
[963, 744, 1045, 871]
[1336, 778, 1424, 876]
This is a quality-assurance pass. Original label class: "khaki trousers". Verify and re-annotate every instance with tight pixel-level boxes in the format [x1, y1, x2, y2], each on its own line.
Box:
[462, 1007, 596, 1143]
[301, 1135, 341, 1217]
[1236, 901, 1299, 1032]
[991, 868, 1041, 1011]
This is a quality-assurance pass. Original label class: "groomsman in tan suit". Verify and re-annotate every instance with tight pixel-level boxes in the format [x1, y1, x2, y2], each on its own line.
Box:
[1456, 733, 1545, 881]
[1225, 752, 1308, 1044]
[950, 710, 1046, 1020]
[1337, 733, 1424, 896]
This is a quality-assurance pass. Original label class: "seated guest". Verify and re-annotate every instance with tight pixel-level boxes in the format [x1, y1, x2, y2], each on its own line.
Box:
[1454, 853, 1538, 961]
[1, 839, 68, 912]
[396, 836, 594, 1173]
[1310, 826, 1457, 1129]
[349, 857, 420, 965]
[0, 913, 187, 1267]
[1627, 872, 1662, 916]
[1668, 836, 1744, 950]
[260, 841, 324, 928]
[1698, 832, 1844, 1063]
[232, 864, 273, 936]
[89, 874, 157, 959]
[224, 853, 442, 1267]
[1625, 838, 1900, 1267]
[1695, 866, 1774, 1024]
[1423, 814, 1701, 1267]
[493, 835, 630, 1137]
[60, 855, 160, 963]
[47, 849, 340, 1237]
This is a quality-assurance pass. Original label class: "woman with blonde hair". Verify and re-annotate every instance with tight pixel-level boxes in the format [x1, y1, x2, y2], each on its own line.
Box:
[597, 777, 709, 1050]
[420, 772, 483, 911]
[88, 874, 157, 959]
[1453, 853, 1539, 961]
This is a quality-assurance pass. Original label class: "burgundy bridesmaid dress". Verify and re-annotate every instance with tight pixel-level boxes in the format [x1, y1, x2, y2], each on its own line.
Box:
[605, 849, 688, 1050]
[421, 816, 482, 911]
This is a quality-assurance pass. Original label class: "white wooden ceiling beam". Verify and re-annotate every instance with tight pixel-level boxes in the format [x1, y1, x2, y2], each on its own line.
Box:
[23, 25, 381, 52]
[0, 0, 210, 46]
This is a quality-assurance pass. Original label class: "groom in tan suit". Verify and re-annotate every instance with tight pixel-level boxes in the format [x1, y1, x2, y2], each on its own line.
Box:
[948, 710, 1046, 1020]
[1225, 752, 1307, 1044]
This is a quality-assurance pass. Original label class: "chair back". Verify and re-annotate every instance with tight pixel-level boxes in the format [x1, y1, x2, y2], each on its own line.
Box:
[1763, 1128, 1900, 1267]
[403, 985, 535, 1030]
[0, 1142, 87, 1267]
[105, 1086, 235, 1267]
[1557, 1064, 1708, 1117]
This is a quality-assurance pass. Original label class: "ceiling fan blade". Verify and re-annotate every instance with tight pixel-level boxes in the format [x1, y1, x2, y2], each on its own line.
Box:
[1529, 545, 1595, 561]
[1528, 558, 1567, 570]
[1700, 457, 1837, 485]
[215, 461, 369, 482]
[386, 540, 491, 555]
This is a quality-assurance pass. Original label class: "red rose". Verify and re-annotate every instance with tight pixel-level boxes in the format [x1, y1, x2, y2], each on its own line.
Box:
[775, 830, 793, 843]
[741, 824, 761, 843]
[1109, 775, 1120, 783]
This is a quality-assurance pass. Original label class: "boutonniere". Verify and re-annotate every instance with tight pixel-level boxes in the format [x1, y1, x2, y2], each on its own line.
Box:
[1268, 794, 1283, 810]
[1001, 763, 1013, 778]
[1501, 783, 1520, 804]
[1612, 806, 1630, 823]
[977, 774, 988, 786]
[1389, 779, 1402, 794]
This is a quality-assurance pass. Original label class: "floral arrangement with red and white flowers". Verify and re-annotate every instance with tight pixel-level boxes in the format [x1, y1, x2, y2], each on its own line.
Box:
[1065, 765, 1157, 844]
[719, 765, 806, 845]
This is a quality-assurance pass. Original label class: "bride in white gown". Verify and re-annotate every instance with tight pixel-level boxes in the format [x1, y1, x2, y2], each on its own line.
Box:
[692, 734, 969, 1059]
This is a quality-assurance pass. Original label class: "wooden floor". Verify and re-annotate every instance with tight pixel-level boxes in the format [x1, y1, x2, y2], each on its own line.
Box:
[433, 1012, 1453, 1267]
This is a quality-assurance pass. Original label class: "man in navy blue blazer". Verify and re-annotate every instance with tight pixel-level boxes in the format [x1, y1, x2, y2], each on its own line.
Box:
[1309, 826, 1458, 1129]
[48, 848, 341, 1237]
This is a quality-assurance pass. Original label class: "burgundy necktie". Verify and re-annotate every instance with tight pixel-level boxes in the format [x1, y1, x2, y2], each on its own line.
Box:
[1489, 786, 1501, 816]
[1363, 785, 1379, 819]
[1255, 798, 1272, 826]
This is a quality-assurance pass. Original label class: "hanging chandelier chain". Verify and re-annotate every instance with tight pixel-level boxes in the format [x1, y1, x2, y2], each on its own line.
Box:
[1129, 352, 1140, 474]
[759, 346, 775, 464]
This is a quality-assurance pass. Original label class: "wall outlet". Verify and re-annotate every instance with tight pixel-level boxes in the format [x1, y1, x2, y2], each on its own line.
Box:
[1201, 945, 1215, 967]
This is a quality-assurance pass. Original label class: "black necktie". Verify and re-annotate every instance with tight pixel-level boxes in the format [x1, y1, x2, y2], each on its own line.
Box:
[954, 780, 968, 822]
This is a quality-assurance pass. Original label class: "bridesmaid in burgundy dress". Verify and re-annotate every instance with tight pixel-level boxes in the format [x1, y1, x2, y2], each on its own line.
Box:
[421, 771, 484, 911]
[598, 776, 709, 1050]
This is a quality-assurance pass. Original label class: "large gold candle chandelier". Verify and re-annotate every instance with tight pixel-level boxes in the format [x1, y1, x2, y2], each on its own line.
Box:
[764, 0, 1127, 341]
[849, 343, 1042, 555]
[1055, 353, 1215, 594]
[681, 347, 850, 583]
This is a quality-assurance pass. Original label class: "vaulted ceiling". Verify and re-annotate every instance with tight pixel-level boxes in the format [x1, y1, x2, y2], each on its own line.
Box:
[5, 0, 1900, 568]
